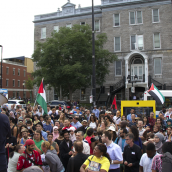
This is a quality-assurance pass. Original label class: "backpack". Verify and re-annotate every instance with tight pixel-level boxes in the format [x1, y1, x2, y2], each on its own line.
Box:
[161, 152, 172, 172]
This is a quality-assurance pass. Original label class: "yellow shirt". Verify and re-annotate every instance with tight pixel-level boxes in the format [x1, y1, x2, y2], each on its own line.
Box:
[84, 155, 110, 172]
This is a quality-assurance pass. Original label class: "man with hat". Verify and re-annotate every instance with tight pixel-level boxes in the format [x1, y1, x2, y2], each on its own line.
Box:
[92, 105, 100, 119]
[19, 128, 30, 145]
[17, 139, 42, 171]
[59, 129, 73, 171]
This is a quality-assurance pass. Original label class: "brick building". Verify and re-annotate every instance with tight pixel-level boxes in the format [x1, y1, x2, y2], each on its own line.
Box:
[0, 56, 34, 99]
[33, 0, 172, 105]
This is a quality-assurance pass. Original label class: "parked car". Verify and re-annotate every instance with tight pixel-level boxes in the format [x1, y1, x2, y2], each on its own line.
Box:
[3, 100, 26, 110]
[48, 100, 71, 109]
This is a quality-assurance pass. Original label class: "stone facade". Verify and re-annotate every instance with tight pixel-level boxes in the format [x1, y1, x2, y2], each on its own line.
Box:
[33, 0, 172, 104]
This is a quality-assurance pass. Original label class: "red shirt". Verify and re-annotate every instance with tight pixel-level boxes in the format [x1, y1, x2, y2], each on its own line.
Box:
[17, 150, 42, 170]
[62, 124, 74, 130]
[85, 136, 94, 154]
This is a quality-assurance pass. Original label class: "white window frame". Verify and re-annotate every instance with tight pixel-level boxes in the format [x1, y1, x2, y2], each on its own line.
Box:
[115, 61, 122, 76]
[41, 27, 46, 39]
[94, 20, 100, 32]
[66, 23, 72, 28]
[18, 69, 20, 76]
[113, 13, 120, 27]
[152, 9, 160, 23]
[153, 33, 161, 49]
[80, 22, 86, 25]
[13, 68, 15, 75]
[154, 58, 162, 75]
[13, 79, 15, 87]
[54, 26, 59, 32]
[130, 35, 144, 51]
[6, 67, 9, 75]
[129, 11, 143, 25]
[18, 80, 20, 87]
[24, 70, 26, 77]
[114, 37, 121, 52]
[6, 79, 9, 87]
[13, 91, 16, 98]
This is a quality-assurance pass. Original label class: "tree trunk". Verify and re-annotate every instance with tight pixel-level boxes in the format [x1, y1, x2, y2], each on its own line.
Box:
[69, 87, 73, 101]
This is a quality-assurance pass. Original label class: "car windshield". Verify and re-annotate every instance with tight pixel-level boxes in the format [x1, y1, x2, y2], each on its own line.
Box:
[51, 102, 63, 105]
[8, 101, 16, 104]
[18, 101, 25, 104]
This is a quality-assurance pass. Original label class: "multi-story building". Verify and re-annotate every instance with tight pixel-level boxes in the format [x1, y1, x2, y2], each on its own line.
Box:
[0, 56, 34, 99]
[33, 0, 172, 105]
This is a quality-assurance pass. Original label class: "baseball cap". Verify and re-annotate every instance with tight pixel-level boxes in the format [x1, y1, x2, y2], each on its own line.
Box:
[23, 166, 43, 172]
[24, 139, 35, 146]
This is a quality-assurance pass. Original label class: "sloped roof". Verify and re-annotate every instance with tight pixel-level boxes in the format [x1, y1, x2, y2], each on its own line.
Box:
[62, 1, 76, 8]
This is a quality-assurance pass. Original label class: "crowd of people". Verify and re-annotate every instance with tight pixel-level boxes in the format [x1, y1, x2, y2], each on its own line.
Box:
[1, 103, 172, 172]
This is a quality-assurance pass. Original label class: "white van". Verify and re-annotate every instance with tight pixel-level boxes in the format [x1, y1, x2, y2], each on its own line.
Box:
[144, 90, 172, 115]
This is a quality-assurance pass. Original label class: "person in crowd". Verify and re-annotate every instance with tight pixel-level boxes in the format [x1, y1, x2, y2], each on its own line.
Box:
[8, 144, 25, 172]
[156, 117, 166, 133]
[52, 126, 59, 141]
[128, 114, 137, 127]
[102, 131, 123, 172]
[26, 120, 34, 139]
[166, 119, 172, 128]
[105, 115, 115, 128]
[85, 128, 95, 155]
[47, 105, 52, 115]
[71, 116, 82, 129]
[69, 126, 76, 143]
[80, 143, 111, 172]
[23, 166, 43, 172]
[153, 125, 160, 134]
[58, 112, 65, 124]
[159, 113, 167, 126]
[148, 112, 156, 131]
[35, 122, 48, 141]
[115, 128, 128, 152]
[92, 105, 100, 119]
[98, 114, 105, 127]
[113, 111, 121, 128]
[41, 141, 64, 172]
[88, 113, 97, 130]
[33, 130, 44, 155]
[33, 115, 40, 125]
[137, 120, 146, 141]
[165, 126, 172, 141]
[67, 141, 89, 172]
[75, 131, 90, 154]
[59, 129, 73, 171]
[139, 142, 157, 172]
[47, 133, 59, 155]
[17, 124, 27, 143]
[143, 116, 150, 129]
[62, 119, 73, 130]
[127, 109, 137, 122]
[108, 126, 117, 142]
[43, 116, 53, 133]
[19, 128, 30, 145]
[75, 120, 88, 134]
[97, 120, 108, 132]
[9, 117, 18, 138]
[37, 107, 42, 116]
[16, 139, 42, 171]
[50, 108, 59, 120]
[54, 120, 62, 128]
[55, 128, 64, 146]
[123, 133, 142, 172]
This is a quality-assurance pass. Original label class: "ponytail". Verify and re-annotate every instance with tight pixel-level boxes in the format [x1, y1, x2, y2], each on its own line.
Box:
[42, 141, 54, 151]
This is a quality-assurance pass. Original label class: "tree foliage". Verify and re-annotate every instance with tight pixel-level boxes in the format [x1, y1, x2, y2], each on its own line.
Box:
[32, 24, 117, 100]
[25, 76, 33, 99]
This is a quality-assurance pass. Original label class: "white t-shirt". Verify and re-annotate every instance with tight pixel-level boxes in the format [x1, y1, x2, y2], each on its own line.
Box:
[140, 153, 158, 172]
[89, 122, 97, 129]
[113, 116, 121, 125]
[48, 110, 52, 115]
[8, 152, 21, 172]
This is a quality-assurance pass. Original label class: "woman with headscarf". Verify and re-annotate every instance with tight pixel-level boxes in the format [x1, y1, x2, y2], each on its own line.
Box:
[154, 133, 164, 154]
[52, 126, 59, 141]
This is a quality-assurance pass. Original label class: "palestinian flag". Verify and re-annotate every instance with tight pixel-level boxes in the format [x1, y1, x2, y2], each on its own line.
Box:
[148, 83, 165, 105]
[36, 79, 47, 115]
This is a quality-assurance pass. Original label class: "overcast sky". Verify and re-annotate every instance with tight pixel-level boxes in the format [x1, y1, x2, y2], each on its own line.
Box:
[0, 0, 100, 59]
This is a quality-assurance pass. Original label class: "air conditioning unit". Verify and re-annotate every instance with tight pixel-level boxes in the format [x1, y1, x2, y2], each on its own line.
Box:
[138, 47, 143, 50]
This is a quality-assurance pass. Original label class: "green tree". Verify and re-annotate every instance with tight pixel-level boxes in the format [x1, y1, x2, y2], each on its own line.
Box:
[25, 76, 33, 100]
[32, 24, 117, 100]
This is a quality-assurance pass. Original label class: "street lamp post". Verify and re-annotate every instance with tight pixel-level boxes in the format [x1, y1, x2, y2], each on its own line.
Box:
[23, 81, 25, 100]
[92, 0, 96, 106]
[0, 45, 3, 89]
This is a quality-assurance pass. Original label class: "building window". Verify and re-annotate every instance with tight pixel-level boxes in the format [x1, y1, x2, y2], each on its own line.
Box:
[114, 37, 121, 52]
[130, 11, 142, 25]
[24, 70, 26, 77]
[66, 23, 72, 28]
[41, 27, 46, 39]
[115, 61, 122, 76]
[54, 26, 59, 32]
[13, 68, 15, 75]
[17, 91, 19, 98]
[13, 91, 16, 98]
[154, 58, 162, 75]
[152, 9, 159, 23]
[114, 14, 120, 26]
[154, 33, 161, 49]
[81, 89, 86, 101]
[95, 20, 100, 32]
[18, 69, 20, 76]
[18, 80, 20, 87]
[6, 67, 9, 75]
[13, 80, 15, 87]
[80, 22, 86, 25]
[6, 79, 9, 87]
[131, 35, 144, 50]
